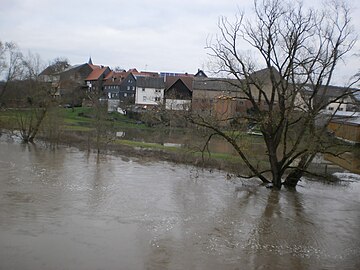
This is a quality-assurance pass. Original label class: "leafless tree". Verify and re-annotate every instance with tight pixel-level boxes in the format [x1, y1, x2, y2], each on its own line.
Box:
[16, 52, 59, 143]
[190, 0, 358, 189]
[0, 41, 24, 104]
[47, 57, 70, 73]
[85, 85, 115, 155]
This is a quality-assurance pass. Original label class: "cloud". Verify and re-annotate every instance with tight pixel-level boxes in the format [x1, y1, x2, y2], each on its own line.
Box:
[0, 0, 359, 82]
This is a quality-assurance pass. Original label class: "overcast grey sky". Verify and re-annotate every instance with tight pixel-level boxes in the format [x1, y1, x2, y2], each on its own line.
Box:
[1, 0, 359, 84]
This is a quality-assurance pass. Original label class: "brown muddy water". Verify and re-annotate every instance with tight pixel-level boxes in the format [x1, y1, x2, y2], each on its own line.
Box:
[0, 136, 359, 270]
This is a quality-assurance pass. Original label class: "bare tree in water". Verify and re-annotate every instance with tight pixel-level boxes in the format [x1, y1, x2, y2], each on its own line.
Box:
[16, 52, 59, 143]
[85, 85, 115, 155]
[189, 0, 358, 189]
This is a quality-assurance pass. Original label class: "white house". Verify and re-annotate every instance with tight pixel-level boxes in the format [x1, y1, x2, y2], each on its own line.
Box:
[135, 77, 165, 106]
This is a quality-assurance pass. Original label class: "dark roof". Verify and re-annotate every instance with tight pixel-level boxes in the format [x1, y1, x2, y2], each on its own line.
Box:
[192, 68, 275, 92]
[193, 78, 241, 92]
[39, 61, 71, 76]
[58, 63, 93, 79]
[137, 77, 165, 88]
[194, 69, 207, 78]
[165, 76, 194, 91]
[103, 71, 133, 86]
[40, 66, 57, 76]
[302, 85, 359, 99]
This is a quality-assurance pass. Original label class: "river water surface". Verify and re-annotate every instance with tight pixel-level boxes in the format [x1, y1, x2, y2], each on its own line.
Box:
[0, 137, 359, 269]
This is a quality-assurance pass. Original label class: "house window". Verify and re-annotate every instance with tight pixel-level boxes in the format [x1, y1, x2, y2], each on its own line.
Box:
[339, 107, 343, 111]
[127, 86, 130, 90]
[132, 86, 135, 91]
[142, 88, 145, 92]
[155, 97, 161, 102]
[328, 107, 334, 111]
[155, 89, 161, 93]
[143, 96, 147, 102]
[124, 93, 127, 97]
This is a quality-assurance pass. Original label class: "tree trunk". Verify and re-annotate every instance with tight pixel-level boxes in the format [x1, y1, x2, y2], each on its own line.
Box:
[265, 134, 282, 189]
[283, 169, 303, 187]
[272, 170, 282, 189]
[269, 154, 282, 189]
[28, 108, 47, 143]
[19, 108, 47, 143]
[283, 154, 313, 187]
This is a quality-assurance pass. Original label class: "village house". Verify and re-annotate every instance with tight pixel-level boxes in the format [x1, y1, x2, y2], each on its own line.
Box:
[103, 71, 136, 100]
[133, 70, 201, 108]
[85, 60, 111, 95]
[192, 77, 250, 118]
[103, 71, 137, 112]
[163, 70, 207, 111]
[164, 76, 194, 111]
[39, 60, 99, 107]
[135, 77, 165, 106]
[103, 69, 161, 111]
[39, 58, 113, 106]
[192, 68, 283, 116]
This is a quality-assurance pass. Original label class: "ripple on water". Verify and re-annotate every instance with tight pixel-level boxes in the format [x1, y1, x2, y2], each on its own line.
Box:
[333, 172, 360, 182]
[1, 140, 360, 270]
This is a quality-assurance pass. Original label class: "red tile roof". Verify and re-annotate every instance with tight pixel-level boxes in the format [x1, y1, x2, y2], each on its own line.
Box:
[86, 67, 110, 81]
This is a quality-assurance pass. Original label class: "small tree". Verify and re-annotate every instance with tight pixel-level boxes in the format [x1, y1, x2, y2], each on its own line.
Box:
[190, 0, 358, 189]
[16, 52, 59, 143]
[85, 85, 115, 155]
[0, 41, 24, 106]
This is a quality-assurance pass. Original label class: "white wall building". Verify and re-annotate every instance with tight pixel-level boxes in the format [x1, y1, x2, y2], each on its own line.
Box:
[135, 77, 165, 106]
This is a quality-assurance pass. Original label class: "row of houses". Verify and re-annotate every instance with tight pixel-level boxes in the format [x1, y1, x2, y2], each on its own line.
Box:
[39, 58, 208, 109]
[40, 59, 360, 111]
[39, 58, 360, 142]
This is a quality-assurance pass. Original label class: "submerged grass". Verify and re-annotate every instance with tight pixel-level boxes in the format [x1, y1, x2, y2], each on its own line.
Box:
[113, 138, 263, 167]
[0, 107, 267, 166]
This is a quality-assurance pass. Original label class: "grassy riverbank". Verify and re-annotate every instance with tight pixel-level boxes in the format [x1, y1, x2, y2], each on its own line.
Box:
[1, 107, 357, 176]
[0, 107, 259, 174]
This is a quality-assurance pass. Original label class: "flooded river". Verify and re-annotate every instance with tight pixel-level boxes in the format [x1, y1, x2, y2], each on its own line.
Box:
[0, 138, 359, 269]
